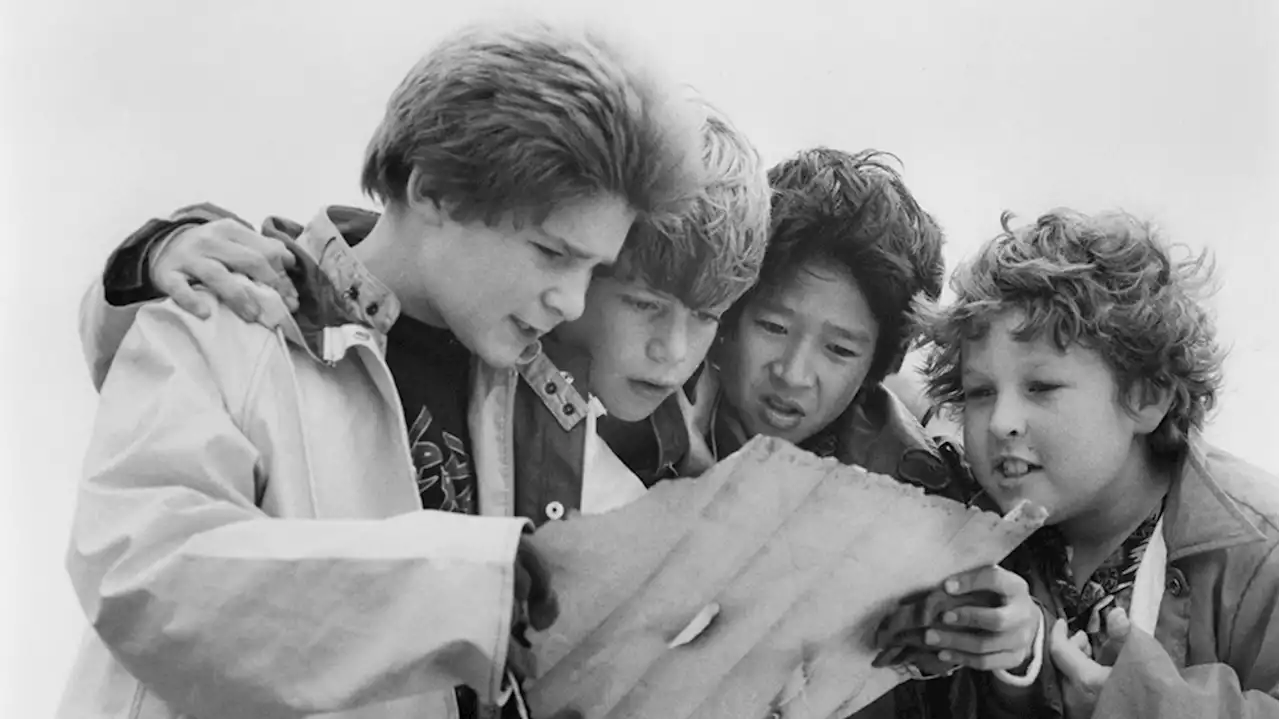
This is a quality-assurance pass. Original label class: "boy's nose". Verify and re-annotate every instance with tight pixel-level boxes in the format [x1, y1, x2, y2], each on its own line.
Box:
[988, 392, 1027, 437]
[542, 269, 591, 323]
[647, 313, 690, 365]
[769, 345, 815, 388]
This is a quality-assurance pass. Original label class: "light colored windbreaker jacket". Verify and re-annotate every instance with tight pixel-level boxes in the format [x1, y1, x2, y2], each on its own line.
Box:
[60, 209, 538, 719]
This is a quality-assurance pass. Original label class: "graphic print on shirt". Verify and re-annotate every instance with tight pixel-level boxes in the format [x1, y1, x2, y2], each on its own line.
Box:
[409, 405, 475, 514]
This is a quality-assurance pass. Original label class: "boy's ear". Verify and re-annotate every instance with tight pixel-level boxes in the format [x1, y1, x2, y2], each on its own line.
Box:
[1127, 382, 1175, 434]
[404, 167, 446, 228]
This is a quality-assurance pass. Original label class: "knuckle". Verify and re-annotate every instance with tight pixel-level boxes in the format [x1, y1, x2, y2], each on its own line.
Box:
[993, 608, 1015, 630]
[154, 271, 179, 290]
[195, 265, 224, 286]
[953, 634, 981, 654]
[188, 228, 217, 249]
[204, 219, 243, 243]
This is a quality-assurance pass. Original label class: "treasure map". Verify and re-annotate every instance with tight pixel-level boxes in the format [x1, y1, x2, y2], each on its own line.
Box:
[524, 435, 1046, 719]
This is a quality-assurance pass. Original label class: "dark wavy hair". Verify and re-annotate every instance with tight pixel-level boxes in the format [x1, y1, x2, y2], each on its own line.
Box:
[724, 148, 945, 386]
[923, 208, 1223, 463]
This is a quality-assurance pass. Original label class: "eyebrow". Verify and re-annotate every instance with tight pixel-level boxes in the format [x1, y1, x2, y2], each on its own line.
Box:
[961, 357, 1056, 381]
[826, 324, 874, 346]
[624, 281, 712, 309]
[755, 300, 873, 345]
[539, 229, 612, 265]
[752, 298, 795, 318]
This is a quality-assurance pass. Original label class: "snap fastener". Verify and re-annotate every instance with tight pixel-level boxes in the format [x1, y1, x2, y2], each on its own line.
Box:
[1166, 568, 1188, 598]
[562, 404, 576, 416]
[545, 381, 558, 395]
[366, 302, 379, 315]
[545, 501, 565, 520]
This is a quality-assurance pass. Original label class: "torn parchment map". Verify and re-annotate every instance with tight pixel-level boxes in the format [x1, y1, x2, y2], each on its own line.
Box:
[524, 435, 1047, 719]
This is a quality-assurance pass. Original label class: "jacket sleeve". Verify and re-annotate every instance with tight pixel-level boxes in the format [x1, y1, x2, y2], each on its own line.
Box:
[959, 601, 1062, 719]
[80, 203, 256, 390]
[1093, 630, 1278, 717]
[69, 301, 526, 718]
[79, 275, 143, 391]
[1093, 543, 1279, 718]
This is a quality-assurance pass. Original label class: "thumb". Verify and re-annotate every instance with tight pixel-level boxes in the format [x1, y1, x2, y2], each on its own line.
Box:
[1099, 606, 1132, 665]
[1049, 618, 1110, 686]
[517, 538, 559, 631]
[1104, 606, 1132, 641]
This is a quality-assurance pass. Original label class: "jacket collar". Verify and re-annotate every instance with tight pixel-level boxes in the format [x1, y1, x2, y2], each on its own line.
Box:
[1163, 435, 1270, 560]
[261, 207, 564, 409]
[519, 339, 590, 431]
[264, 208, 399, 332]
[830, 383, 950, 487]
[252, 208, 400, 364]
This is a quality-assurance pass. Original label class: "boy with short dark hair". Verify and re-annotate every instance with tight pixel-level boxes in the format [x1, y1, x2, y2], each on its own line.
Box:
[697, 148, 955, 489]
[62, 21, 704, 719]
[693, 149, 1052, 718]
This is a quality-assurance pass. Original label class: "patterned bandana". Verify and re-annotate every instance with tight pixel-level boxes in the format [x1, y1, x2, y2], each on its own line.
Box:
[1023, 502, 1165, 645]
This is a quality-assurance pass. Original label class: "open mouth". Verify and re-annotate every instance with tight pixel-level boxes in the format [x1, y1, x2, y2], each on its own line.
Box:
[994, 457, 1042, 480]
[758, 394, 805, 430]
[512, 317, 542, 342]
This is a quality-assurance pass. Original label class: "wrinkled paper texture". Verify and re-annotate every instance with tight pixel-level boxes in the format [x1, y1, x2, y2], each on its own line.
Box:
[526, 436, 1046, 719]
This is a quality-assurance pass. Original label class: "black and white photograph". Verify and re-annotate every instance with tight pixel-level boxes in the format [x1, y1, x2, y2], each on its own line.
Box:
[2, 1, 1276, 717]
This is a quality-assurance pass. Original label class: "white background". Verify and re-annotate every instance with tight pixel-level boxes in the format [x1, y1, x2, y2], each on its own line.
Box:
[1, 0, 1276, 715]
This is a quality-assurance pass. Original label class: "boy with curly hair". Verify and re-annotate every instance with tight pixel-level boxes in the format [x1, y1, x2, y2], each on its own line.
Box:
[920, 209, 1278, 717]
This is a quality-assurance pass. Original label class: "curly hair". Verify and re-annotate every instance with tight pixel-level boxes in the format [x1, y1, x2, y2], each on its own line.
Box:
[923, 208, 1223, 463]
[361, 21, 705, 228]
[725, 148, 945, 385]
[604, 96, 771, 312]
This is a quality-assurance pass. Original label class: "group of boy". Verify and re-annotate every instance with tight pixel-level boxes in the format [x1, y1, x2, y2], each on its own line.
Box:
[61, 19, 1276, 719]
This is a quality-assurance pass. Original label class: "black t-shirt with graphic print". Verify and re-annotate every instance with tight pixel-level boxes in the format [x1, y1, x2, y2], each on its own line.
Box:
[384, 314, 501, 718]
[384, 313, 477, 516]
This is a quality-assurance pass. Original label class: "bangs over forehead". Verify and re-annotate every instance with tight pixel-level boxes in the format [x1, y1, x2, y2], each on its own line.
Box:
[939, 298, 1097, 353]
[601, 103, 770, 312]
[610, 220, 759, 311]
[923, 208, 1223, 463]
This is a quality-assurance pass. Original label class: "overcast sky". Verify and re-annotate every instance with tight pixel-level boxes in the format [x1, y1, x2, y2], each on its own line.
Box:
[1, 0, 1276, 714]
